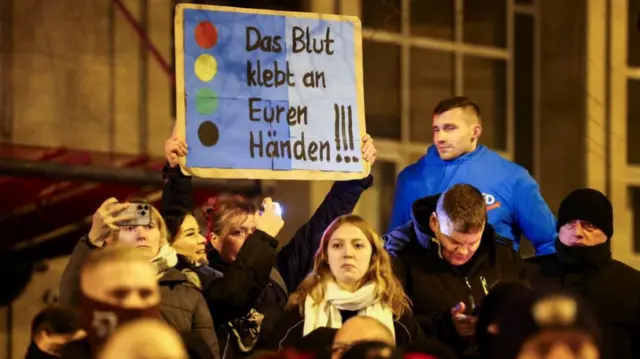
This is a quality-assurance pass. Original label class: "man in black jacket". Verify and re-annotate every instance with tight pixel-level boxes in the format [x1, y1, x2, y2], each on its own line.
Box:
[383, 183, 527, 358]
[526, 188, 640, 359]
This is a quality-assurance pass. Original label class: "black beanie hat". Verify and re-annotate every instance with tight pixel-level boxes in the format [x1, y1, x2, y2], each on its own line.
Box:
[557, 188, 613, 239]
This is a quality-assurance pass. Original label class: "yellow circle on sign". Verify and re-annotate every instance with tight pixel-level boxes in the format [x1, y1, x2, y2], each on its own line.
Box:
[194, 54, 218, 82]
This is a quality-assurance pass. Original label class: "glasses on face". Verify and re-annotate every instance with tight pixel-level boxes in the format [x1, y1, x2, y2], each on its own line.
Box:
[564, 221, 597, 232]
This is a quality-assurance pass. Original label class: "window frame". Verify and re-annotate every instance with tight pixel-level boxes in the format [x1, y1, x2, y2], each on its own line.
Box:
[307, 0, 521, 234]
[609, 0, 640, 266]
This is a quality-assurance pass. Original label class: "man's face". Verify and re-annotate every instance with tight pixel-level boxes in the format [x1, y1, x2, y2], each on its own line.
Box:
[432, 107, 480, 160]
[117, 219, 162, 259]
[558, 220, 608, 247]
[81, 260, 160, 309]
[430, 213, 484, 266]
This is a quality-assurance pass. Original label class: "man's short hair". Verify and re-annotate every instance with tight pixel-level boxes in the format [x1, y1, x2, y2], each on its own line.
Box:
[436, 183, 487, 233]
[31, 305, 81, 338]
[81, 246, 150, 275]
[433, 96, 481, 119]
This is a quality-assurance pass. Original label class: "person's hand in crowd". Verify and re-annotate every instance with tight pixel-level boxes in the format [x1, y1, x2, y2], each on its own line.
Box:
[255, 197, 285, 238]
[164, 127, 188, 168]
[451, 302, 477, 337]
[361, 134, 377, 166]
[88, 198, 134, 247]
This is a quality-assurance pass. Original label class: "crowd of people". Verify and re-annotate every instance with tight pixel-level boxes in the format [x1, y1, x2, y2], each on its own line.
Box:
[24, 96, 640, 359]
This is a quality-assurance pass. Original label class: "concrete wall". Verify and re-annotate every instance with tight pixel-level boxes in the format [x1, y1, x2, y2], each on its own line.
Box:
[6, 0, 173, 155]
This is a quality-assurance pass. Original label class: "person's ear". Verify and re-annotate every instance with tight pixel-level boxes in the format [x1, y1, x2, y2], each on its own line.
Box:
[471, 125, 482, 142]
[429, 212, 439, 233]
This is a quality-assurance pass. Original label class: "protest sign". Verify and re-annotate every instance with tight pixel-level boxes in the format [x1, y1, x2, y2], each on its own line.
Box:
[174, 4, 367, 180]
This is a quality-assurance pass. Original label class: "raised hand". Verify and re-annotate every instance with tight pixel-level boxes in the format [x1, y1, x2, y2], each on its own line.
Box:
[361, 134, 377, 166]
[164, 129, 188, 168]
[88, 198, 135, 247]
[255, 197, 285, 238]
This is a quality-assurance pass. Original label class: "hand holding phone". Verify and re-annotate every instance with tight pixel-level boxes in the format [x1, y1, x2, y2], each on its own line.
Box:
[116, 202, 152, 226]
[255, 197, 284, 238]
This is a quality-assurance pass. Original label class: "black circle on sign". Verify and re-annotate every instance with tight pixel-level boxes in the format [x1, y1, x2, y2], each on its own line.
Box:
[198, 121, 219, 147]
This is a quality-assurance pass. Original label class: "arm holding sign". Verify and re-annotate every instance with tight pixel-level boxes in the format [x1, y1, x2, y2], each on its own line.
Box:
[162, 131, 192, 212]
[161, 133, 280, 322]
[276, 135, 376, 292]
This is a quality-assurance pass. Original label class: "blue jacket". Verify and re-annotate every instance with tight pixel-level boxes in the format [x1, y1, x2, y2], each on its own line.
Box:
[388, 145, 557, 255]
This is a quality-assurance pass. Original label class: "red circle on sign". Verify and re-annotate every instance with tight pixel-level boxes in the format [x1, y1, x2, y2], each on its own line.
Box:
[195, 21, 218, 49]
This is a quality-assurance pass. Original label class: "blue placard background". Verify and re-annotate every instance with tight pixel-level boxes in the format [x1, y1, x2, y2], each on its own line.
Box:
[182, 9, 361, 172]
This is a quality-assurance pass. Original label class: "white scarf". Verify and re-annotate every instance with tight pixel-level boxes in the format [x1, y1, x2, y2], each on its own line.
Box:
[303, 281, 395, 339]
[151, 243, 178, 276]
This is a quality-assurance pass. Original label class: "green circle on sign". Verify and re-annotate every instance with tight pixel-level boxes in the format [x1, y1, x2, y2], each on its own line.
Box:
[195, 88, 218, 115]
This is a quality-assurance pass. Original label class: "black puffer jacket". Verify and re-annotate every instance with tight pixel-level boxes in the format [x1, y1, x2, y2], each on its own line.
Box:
[383, 194, 527, 358]
[159, 267, 220, 359]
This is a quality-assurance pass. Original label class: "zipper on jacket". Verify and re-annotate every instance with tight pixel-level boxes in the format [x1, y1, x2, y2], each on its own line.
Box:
[464, 277, 476, 311]
[480, 276, 489, 295]
[222, 332, 230, 359]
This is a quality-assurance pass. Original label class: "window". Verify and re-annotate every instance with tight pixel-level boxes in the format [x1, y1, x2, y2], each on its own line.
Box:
[514, 13, 535, 173]
[410, 0, 454, 40]
[377, 161, 398, 233]
[464, 56, 508, 150]
[362, 0, 402, 32]
[463, 0, 507, 48]
[357, 0, 514, 231]
[409, 49, 454, 142]
[363, 42, 402, 140]
[628, 80, 640, 164]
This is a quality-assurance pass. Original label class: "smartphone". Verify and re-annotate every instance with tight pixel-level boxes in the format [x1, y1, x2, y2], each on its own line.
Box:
[117, 202, 152, 226]
[260, 201, 283, 216]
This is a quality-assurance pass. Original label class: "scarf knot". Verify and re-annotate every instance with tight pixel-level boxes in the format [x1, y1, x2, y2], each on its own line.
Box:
[303, 281, 395, 340]
[151, 244, 178, 276]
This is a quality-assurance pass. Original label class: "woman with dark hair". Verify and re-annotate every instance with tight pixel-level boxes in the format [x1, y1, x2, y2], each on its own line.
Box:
[161, 131, 378, 359]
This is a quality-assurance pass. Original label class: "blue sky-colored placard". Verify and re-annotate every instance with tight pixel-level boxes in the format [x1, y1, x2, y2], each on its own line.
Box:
[179, 6, 365, 178]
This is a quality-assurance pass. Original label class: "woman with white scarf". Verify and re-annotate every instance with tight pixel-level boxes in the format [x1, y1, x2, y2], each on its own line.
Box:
[264, 214, 425, 352]
[59, 198, 219, 359]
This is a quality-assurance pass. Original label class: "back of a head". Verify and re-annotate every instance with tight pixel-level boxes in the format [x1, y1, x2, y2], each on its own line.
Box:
[82, 246, 151, 274]
[341, 341, 403, 359]
[97, 318, 188, 359]
[476, 281, 536, 358]
[436, 183, 486, 233]
[31, 305, 81, 339]
[334, 316, 395, 348]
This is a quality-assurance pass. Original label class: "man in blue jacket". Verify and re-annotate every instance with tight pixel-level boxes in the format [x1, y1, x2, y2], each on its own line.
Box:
[388, 96, 556, 255]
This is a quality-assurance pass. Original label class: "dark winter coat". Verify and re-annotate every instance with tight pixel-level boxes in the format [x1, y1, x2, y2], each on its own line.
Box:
[161, 164, 374, 359]
[58, 238, 219, 359]
[263, 305, 426, 352]
[383, 194, 527, 358]
[526, 240, 640, 359]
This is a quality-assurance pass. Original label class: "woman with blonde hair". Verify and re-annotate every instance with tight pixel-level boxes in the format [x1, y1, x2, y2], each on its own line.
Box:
[59, 198, 220, 359]
[264, 214, 425, 351]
